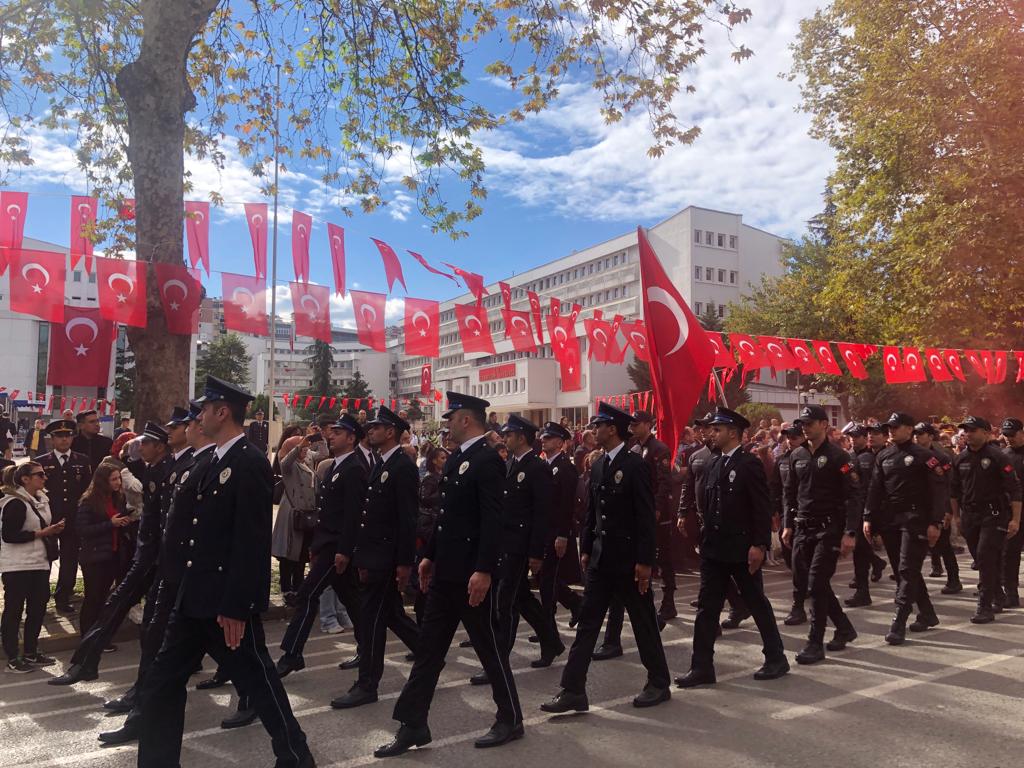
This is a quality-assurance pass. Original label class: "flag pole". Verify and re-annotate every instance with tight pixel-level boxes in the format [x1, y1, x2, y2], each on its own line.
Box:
[267, 64, 281, 426]
[712, 369, 729, 408]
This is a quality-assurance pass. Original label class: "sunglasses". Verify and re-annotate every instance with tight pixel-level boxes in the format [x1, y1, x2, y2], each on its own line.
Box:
[29, 471, 47, 478]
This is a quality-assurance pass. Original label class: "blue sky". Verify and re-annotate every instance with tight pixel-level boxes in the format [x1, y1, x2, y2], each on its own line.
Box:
[5, 1, 830, 326]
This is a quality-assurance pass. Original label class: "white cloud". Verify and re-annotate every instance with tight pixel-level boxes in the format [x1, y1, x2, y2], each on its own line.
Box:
[273, 282, 403, 329]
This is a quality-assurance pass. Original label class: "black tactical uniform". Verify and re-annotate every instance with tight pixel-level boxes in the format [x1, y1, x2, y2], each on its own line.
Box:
[538, 423, 582, 630]
[915, 424, 960, 592]
[999, 418, 1024, 608]
[846, 423, 888, 605]
[775, 423, 806, 624]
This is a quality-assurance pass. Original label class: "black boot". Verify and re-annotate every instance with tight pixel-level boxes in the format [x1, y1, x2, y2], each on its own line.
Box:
[783, 603, 807, 626]
[941, 581, 963, 595]
[971, 603, 995, 624]
[909, 614, 939, 632]
[795, 642, 825, 665]
[885, 610, 910, 645]
[657, 591, 678, 621]
[871, 557, 887, 582]
[1005, 590, 1021, 608]
[826, 625, 857, 651]
[844, 590, 871, 608]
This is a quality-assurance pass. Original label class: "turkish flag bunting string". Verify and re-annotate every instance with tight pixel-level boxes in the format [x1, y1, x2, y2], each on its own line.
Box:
[547, 313, 582, 391]
[709, 333, 737, 370]
[372, 238, 406, 293]
[902, 347, 927, 383]
[729, 334, 768, 369]
[221, 271, 269, 336]
[289, 281, 332, 343]
[549, 297, 560, 317]
[420, 363, 432, 395]
[941, 349, 966, 381]
[924, 348, 953, 382]
[69, 195, 97, 272]
[503, 309, 537, 353]
[788, 339, 822, 374]
[444, 263, 487, 303]
[568, 303, 583, 325]
[836, 342, 869, 379]
[759, 336, 799, 371]
[407, 250, 457, 285]
[327, 223, 346, 296]
[880, 346, 907, 384]
[607, 315, 627, 364]
[184, 201, 211, 274]
[0, 190, 28, 274]
[96, 257, 147, 327]
[584, 316, 614, 363]
[154, 263, 202, 335]
[811, 340, 844, 375]
[527, 290, 544, 344]
[47, 306, 115, 387]
[403, 297, 440, 357]
[350, 289, 387, 352]
[8, 248, 66, 322]
[454, 302, 495, 355]
[625, 319, 650, 362]
[292, 210, 312, 283]
[499, 281, 512, 335]
[244, 203, 268, 279]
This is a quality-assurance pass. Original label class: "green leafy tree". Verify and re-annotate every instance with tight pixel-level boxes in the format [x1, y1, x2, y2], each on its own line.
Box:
[627, 359, 651, 393]
[302, 340, 334, 398]
[736, 403, 782, 427]
[114, 345, 136, 415]
[194, 333, 251, 394]
[405, 399, 425, 422]
[341, 370, 372, 403]
[250, 393, 269, 417]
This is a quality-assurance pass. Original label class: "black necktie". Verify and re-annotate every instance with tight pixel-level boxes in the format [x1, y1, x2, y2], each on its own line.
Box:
[507, 458, 518, 478]
[58, 455, 66, 468]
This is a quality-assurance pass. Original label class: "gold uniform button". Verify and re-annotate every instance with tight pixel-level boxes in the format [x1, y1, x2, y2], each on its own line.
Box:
[189, 539, 194, 546]
[186, 560, 193, 568]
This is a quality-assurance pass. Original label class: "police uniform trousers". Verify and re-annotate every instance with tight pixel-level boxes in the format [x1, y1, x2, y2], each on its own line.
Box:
[138, 610, 309, 768]
[789, 534, 810, 607]
[69, 558, 156, 672]
[539, 543, 582, 625]
[496, 554, 562, 659]
[52, 526, 80, 606]
[354, 569, 420, 692]
[560, 563, 670, 694]
[279, 548, 363, 659]
[893, 527, 936, 619]
[930, 526, 960, 583]
[655, 519, 677, 594]
[961, 511, 1005, 608]
[1001, 524, 1023, 601]
[691, 558, 785, 671]
[393, 577, 522, 727]
[792, 525, 854, 644]
[852, 531, 885, 591]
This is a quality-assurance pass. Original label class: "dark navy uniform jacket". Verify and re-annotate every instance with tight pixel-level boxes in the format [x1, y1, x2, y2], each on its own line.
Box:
[785, 440, 861, 535]
[581, 444, 655, 573]
[865, 441, 942, 530]
[951, 444, 1021, 527]
[160, 446, 215, 583]
[352, 447, 418, 572]
[547, 451, 578, 541]
[36, 450, 91, 528]
[700, 448, 772, 563]
[499, 450, 550, 567]
[135, 453, 175, 568]
[311, 451, 368, 558]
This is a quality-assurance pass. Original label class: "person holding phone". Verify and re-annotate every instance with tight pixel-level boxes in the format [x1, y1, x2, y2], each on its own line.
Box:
[271, 432, 318, 598]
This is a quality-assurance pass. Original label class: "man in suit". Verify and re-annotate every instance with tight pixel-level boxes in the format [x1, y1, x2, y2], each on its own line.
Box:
[71, 409, 114, 473]
[376, 393, 522, 757]
[331, 406, 420, 708]
[246, 409, 269, 454]
[24, 418, 49, 459]
[675, 408, 789, 687]
[540, 402, 671, 715]
[137, 376, 314, 768]
[35, 419, 91, 614]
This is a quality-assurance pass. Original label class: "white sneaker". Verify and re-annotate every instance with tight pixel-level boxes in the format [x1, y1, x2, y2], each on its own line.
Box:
[320, 625, 344, 635]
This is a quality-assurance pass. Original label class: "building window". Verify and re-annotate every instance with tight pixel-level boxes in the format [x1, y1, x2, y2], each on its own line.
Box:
[694, 229, 702, 243]
[730, 270, 738, 284]
[729, 235, 738, 249]
[705, 267, 713, 281]
[717, 233, 725, 247]
[694, 302, 703, 315]
[72, 271, 82, 283]
[718, 305, 725, 318]
[705, 231, 714, 245]
[718, 269, 726, 282]
[694, 265, 702, 280]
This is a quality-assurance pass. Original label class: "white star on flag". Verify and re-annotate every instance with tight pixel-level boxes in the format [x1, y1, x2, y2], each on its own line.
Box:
[169, 301, 180, 311]
[116, 293, 127, 304]
[74, 344, 89, 356]
[32, 283, 42, 294]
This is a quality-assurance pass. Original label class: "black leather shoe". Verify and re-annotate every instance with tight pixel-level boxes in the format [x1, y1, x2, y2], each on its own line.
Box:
[1005, 593, 1021, 608]
[530, 646, 565, 668]
[826, 626, 858, 652]
[633, 684, 670, 708]
[929, 567, 944, 578]
[103, 692, 135, 713]
[993, 594, 1005, 614]
[56, 603, 76, 615]
[47, 663, 98, 686]
[458, 639, 473, 648]
[657, 616, 667, 632]
[674, 668, 716, 688]
[885, 619, 907, 646]
[98, 723, 140, 745]
[795, 643, 825, 665]
[374, 724, 432, 757]
[540, 689, 589, 713]
[221, 707, 257, 729]
[871, 559, 887, 582]
[720, 611, 749, 630]
[941, 582, 963, 594]
[909, 614, 939, 632]
[338, 655, 361, 671]
[753, 658, 790, 681]
[527, 635, 539, 643]
[783, 605, 807, 626]
[844, 591, 871, 608]
[469, 672, 490, 686]
[331, 686, 378, 709]
[474, 721, 524, 748]
[592, 644, 623, 661]
[970, 607, 995, 624]
[689, 599, 700, 608]
[276, 653, 305, 678]
[195, 674, 228, 690]
[405, 652, 417, 662]
[568, 608, 580, 628]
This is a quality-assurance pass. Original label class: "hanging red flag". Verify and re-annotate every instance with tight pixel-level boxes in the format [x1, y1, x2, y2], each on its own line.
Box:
[8, 248, 66, 322]
[326, 223, 346, 296]
[759, 336, 799, 371]
[454, 302, 495, 355]
[304, 396, 314, 409]
[811, 340, 844, 375]
[341, 398, 349, 409]
[787, 339, 822, 374]
[729, 334, 768, 369]
[70, 195, 97, 271]
[184, 201, 210, 274]
[880, 346, 908, 383]
[962, 349, 987, 381]
[154, 263, 202, 335]
[244, 203, 268, 279]
[407, 250, 457, 283]
[625, 320, 650, 362]
[637, 227, 715, 453]
[527, 290, 544, 344]
[1016, 352, 1024, 384]
[503, 309, 537, 353]
[444, 263, 487, 303]
[499, 282, 512, 312]
[547, 313, 576, 361]
[939, 349, 966, 381]
[118, 198, 135, 221]
[69, 397, 77, 412]
[221, 272, 269, 336]
[902, 347, 927, 383]
[404, 297, 440, 357]
[329, 397, 336, 409]
[350, 290, 387, 351]
[835, 342, 869, 379]
[709, 333, 736, 370]
[549, 297, 561, 317]
[568, 303, 583, 325]
[420, 363, 432, 395]
[987, 351, 1008, 385]
[0, 190, 29, 274]
[289, 281, 332, 343]
[291, 210, 312, 283]
[371, 238, 407, 293]
[558, 331, 583, 392]
[924, 349, 953, 382]
[607, 315, 627, 364]
[96, 257, 147, 328]
[281, 393, 291, 407]
[318, 396, 326, 410]
[47, 307, 115, 387]
[584, 316, 614, 363]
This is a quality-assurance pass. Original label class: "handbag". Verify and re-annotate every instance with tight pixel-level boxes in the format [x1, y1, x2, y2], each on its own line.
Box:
[282, 480, 318, 533]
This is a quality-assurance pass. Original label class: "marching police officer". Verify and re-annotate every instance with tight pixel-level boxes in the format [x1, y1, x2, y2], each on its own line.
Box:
[540, 402, 671, 715]
[950, 416, 1021, 623]
[844, 422, 888, 607]
[864, 413, 943, 644]
[783, 405, 860, 665]
[999, 417, 1024, 608]
[137, 376, 313, 768]
[774, 420, 807, 625]
[35, 420, 91, 614]
[331, 406, 420, 708]
[913, 423, 961, 594]
[676, 407, 788, 687]
[377, 393, 522, 757]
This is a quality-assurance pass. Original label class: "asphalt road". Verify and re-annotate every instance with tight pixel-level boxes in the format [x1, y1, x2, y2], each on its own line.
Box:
[2, 556, 1023, 768]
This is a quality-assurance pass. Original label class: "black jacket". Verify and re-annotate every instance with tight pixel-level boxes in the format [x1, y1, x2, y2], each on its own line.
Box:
[135, 453, 175, 568]
[312, 452, 368, 557]
[36, 451, 91, 527]
[677, 444, 716, 521]
[71, 433, 114, 474]
[499, 451, 550, 565]
[177, 436, 273, 620]
[76, 496, 128, 565]
[547, 451, 578, 540]
[426, 437, 504, 582]
[865, 441, 942, 529]
[785, 440, 861, 534]
[353, 448, 418, 571]
[951, 443, 1021, 524]
[632, 435, 672, 520]
[160, 446, 215, 583]
[700, 448, 772, 563]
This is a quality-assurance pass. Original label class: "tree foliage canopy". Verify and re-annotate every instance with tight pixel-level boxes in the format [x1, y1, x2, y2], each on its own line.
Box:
[195, 332, 251, 392]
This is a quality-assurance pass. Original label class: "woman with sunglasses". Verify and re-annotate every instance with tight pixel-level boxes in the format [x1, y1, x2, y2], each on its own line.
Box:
[1, 463, 64, 673]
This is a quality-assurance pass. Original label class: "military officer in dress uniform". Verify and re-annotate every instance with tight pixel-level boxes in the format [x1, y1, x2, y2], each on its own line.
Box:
[331, 406, 420, 709]
[843, 422, 888, 608]
[676, 407, 788, 688]
[71, 409, 114, 473]
[864, 413, 944, 644]
[998, 417, 1024, 608]
[35, 420, 91, 614]
[537, 422, 582, 635]
[914, 422, 960, 594]
[540, 402, 671, 715]
[950, 416, 1021, 624]
[376, 393, 522, 757]
[246, 409, 270, 454]
[783, 405, 861, 665]
[137, 376, 314, 768]
[773, 420, 807, 625]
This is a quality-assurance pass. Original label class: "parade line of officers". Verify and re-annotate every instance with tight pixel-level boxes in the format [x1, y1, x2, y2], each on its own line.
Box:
[3, 380, 1023, 767]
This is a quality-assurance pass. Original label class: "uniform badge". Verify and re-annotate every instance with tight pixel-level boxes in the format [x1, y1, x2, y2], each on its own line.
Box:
[148, 481, 156, 493]
[169, 472, 177, 484]
[642, 448, 649, 458]
[614, 470, 623, 484]
[816, 455, 828, 469]
[981, 458, 991, 469]
[380, 470, 389, 483]
[728, 470, 736, 483]
[552, 466, 559, 475]
[904, 455, 914, 466]
[219, 467, 232, 484]
[517, 471, 526, 483]
[180, 471, 189, 484]
[459, 461, 470, 475]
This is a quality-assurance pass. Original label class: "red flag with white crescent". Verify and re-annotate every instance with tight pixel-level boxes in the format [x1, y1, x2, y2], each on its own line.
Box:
[372, 238, 407, 293]
[558, 334, 583, 392]
[787, 339, 822, 374]
[444, 263, 487, 303]
[1016, 352, 1024, 384]
[549, 297, 561, 317]
[637, 227, 714, 452]
[811, 340, 844, 375]
[584, 317, 613, 363]
[924, 348, 953, 382]
[527, 290, 544, 344]
[96, 257, 148, 328]
[154, 263, 202, 335]
[289, 281, 332, 343]
[420, 363, 432, 395]
[350, 290, 387, 351]
[499, 282, 512, 313]
[292, 210, 312, 283]
[880, 346, 908, 383]
[728, 334, 768, 369]
[625, 319, 650, 362]
[0, 190, 29, 274]
[8, 248, 66, 322]
[327, 223, 346, 296]
[404, 297, 440, 357]
[963, 349, 987, 380]
[70, 195, 97, 272]
[244, 203, 268, 279]
[758, 336, 799, 371]
[454, 302, 495, 355]
[607, 314, 627, 364]
[546, 313, 575, 362]
[47, 306, 115, 387]
[836, 342, 870, 379]
[987, 351, 1008, 385]
[221, 272, 268, 336]
[901, 347, 927, 383]
[184, 201, 210, 274]
[503, 309, 537, 353]
[709, 333, 737, 370]
[940, 349, 966, 381]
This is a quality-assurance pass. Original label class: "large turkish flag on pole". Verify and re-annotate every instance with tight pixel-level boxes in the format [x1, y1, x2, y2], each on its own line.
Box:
[154, 263, 202, 335]
[221, 272, 268, 336]
[47, 307, 115, 387]
[454, 302, 495, 355]
[350, 290, 387, 351]
[404, 297, 440, 357]
[8, 248, 66, 322]
[289, 281, 332, 343]
[96, 256, 148, 328]
[637, 227, 714, 453]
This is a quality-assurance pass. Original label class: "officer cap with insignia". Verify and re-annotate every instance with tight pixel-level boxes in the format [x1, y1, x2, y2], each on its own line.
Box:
[631, 410, 655, 424]
[799, 404, 829, 423]
[185, 400, 203, 422]
[886, 412, 916, 428]
[782, 420, 804, 437]
[165, 406, 192, 428]
[958, 415, 990, 432]
[44, 419, 76, 437]
[539, 421, 572, 441]
[590, 401, 632, 439]
[913, 421, 938, 437]
[693, 411, 716, 428]
[841, 421, 867, 438]
[75, 409, 98, 423]
[707, 406, 751, 433]
[866, 421, 889, 435]
[366, 405, 410, 435]
[1001, 417, 1023, 436]
[200, 375, 255, 406]
[441, 391, 490, 421]
[331, 412, 365, 442]
[140, 421, 169, 444]
[501, 414, 539, 443]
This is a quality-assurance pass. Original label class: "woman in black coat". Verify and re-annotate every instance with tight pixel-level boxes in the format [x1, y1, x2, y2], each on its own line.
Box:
[76, 462, 132, 637]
